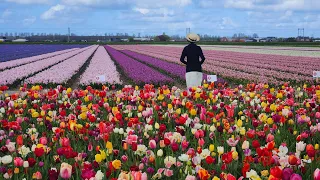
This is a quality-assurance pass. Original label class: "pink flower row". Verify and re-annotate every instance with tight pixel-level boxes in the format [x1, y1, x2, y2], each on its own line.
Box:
[0, 46, 94, 85]
[79, 46, 122, 85]
[25, 46, 99, 84]
[0, 48, 79, 71]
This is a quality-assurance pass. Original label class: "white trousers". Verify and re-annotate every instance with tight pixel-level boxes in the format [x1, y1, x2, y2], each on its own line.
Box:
[186, 72, 203, 89]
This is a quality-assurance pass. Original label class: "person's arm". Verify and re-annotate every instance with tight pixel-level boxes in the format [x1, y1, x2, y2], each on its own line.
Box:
[199, 47, 205, 64]
[180, 47, 187, 65]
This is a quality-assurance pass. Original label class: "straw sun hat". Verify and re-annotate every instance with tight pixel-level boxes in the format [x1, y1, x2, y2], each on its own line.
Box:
[186, 33, 200, 42]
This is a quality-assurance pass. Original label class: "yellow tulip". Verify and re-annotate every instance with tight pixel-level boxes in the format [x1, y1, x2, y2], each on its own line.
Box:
[176, 108, 181, 115]
[315, 144, 319, 150]
[168, 104, 173, 109]
[237, 120, 243, 127]
[106, 141, 113, 150]
[32, 112, 39, 118]
[267, 118, 274, 125]
[66, 88, 72, 94]
[95, 154, 102, 163]
[212, 176, 220, 180]
[79, 112, 87, 120]
[261, 170, 269, 177]
[190, 109, 197, 116]
[209, 144, 215, 152]
[112, 159, 121, 169]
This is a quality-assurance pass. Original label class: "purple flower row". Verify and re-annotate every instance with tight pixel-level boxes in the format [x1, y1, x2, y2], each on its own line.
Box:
[25, 46, 98, 84]
[79, 46, 122, 85]
[104, 46, 173, 85]
[0, 44, 88, 62]
[121, 50, 226, 84]
[0, 48, 79, 71]
[0, 46, 94, 85]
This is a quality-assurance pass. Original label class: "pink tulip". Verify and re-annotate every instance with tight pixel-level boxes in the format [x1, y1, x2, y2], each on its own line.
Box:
[149, 140, 157, 149]
[39, 137, 48, 145]
[60, 163, 72, 179]
[33, 171, 42, 180]
[314, 169, 320, 180]
[139, 163, 144, 170]
[60, 137, 70, 147]
[181, 140, 189, 150]
[266, 134, 274, 142]
[126, 135, 138, 145]
[198, 138, 205, 147]
[131, 171, 142, 180]
[141, 172, 147, 180]
[164, 169, 173, 177]
[14, 157, 24, 167]
[185, 175, 196, 180]
[121, 155, 128, 162]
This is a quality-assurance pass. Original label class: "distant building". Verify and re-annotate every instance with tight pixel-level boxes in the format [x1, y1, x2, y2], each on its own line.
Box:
[133, 37, 152, 41]
[314, 39, 320, 42]
[0, 39, 4, 42]
[296, 36, 310, 42]
[221, 37, 229, 42]
[12, 38, 28, 42]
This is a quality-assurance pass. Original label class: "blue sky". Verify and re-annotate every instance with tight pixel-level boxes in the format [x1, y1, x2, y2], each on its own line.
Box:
[1, 0, 320, 37]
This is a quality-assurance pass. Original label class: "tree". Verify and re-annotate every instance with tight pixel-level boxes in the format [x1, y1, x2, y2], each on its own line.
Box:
[128, 37, 134, 42]
[154, 36, 160, 41]
[252, 33, 259, 38]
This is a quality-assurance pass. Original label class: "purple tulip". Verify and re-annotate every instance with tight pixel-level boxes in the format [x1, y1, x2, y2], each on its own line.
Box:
[283, 168, 294, 180]
[290, 173, 302, 180]
[104, 46, 173, 85]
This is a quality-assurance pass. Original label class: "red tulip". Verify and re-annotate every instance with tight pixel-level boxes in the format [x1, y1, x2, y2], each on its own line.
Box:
[131, 142, 137, 151]
[205, 156, 215, 164]
[16, 135, 23, 146]
[270, 166, 282, 179]
[164, 138, 171, 146]
[252, 140, 260, 149]
[34, 147, 45, 157]
[241, 163, 250, 178]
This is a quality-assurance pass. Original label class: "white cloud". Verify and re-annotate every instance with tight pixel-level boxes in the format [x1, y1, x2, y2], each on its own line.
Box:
[218, 17, 238, 29]
[223, 0, 320, 11]
[41, 4, 66, 20]
[5, 0, 50, 4]
[23, 16, 36, 25]
[133, 7, 150, 14]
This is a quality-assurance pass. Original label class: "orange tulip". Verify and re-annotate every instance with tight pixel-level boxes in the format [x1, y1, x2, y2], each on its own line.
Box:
[198, 169, 210, 180]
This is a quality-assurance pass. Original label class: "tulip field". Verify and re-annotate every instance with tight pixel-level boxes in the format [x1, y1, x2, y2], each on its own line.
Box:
[0, 44, 320, 180]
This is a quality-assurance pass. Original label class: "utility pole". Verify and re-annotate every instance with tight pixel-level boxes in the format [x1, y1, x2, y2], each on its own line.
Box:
[68, 27, 70, 43]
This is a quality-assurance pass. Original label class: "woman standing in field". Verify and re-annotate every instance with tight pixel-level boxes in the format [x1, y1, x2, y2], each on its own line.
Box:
[180, 33, 206, 89]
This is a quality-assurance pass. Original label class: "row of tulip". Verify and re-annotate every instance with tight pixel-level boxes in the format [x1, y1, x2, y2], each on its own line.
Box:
[112, 46, 282, 84]
[24, 46, 99, 85]
[121, 50, 226, 84]
[0, 44, 88, 62]
[202, 46, 320, 58]
[0, 46, 94, 86]
[104, 46, 174, 85]
[0, 48, 79, 71]
[114, 45, 320, 71]
[0, 83, 320, 180]
[79, 46, 122, 86]
[112, 45, 318, 84]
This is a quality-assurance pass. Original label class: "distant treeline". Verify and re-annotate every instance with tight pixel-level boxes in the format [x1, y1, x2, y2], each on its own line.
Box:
[1, 41, 320, 47]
